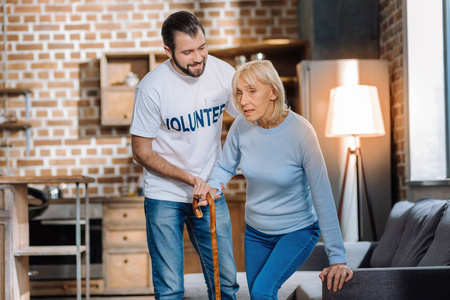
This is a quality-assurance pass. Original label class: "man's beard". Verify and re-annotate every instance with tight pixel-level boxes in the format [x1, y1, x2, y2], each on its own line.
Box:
[172, 54, 206, 78]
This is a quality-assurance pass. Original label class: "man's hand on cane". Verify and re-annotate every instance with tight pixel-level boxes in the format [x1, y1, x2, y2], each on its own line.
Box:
[193, 178, 222, 206]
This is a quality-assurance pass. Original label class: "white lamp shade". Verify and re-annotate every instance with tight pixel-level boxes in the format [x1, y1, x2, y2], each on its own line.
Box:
[325, 85, 385, 137]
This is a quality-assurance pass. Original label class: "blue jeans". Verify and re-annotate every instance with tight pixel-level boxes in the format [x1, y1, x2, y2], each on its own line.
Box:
[144, 196, 239, 300]
[245, 221, 320, 300]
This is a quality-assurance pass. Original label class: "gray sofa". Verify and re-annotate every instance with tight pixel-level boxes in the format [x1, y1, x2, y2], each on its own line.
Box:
[185, 198, 450, 299]
[292, 198, 450, 300]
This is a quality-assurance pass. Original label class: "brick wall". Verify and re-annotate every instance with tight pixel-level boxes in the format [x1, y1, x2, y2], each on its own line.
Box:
[379, 0, 406, 201]
[0, 0, 298, 197]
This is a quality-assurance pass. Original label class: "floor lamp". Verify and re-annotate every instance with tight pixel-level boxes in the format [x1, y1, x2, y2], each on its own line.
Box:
[325, 85, 385, 241]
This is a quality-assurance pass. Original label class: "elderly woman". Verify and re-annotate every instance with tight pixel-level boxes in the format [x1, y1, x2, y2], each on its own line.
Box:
[194, 60, 353, 299]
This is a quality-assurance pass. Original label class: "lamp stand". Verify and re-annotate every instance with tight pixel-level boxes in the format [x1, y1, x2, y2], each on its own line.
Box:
[337, 135, 377, 241]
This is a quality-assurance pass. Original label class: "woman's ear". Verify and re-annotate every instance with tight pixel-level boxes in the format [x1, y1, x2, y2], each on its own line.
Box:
[270, 87, 278, 101]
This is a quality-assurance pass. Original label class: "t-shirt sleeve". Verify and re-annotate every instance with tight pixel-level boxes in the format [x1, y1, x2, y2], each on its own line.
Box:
[129, 86, 161, 138]
[221, 61, 241, 119]
[225, 98, 240, 119]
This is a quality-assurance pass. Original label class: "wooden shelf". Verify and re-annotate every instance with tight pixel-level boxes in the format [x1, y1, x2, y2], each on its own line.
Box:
[209, 39, 308, 58]
[0, 121, 31, 130]
[103, 85, 135, 91]
[0, 88, 32, 96]
[280, 76, 298, 84]
[14, 246, 86, 256]
[0, 88, 33, 155]
[0, 175, 94, 185]
[100, 39, 307, 126]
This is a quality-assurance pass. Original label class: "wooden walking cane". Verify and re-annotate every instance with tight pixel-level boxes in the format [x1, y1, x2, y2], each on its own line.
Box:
[193, 193, 221, 300]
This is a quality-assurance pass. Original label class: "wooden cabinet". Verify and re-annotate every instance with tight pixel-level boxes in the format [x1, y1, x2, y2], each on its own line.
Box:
[227, 194, 246, 272]
[100, 194, 245, 292]
[100, 39, 308, 126]
[100, 53, 167, 126]
[102, 202, 153, 294]
[27, 194, 245, 296]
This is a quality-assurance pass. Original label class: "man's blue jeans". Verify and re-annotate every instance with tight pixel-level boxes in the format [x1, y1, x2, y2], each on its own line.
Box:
[144, 196, 239, 300]
[245, 221, 320, 299]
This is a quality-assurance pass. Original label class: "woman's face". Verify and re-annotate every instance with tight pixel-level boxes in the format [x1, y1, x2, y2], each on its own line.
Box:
[236, 76, 277, 124]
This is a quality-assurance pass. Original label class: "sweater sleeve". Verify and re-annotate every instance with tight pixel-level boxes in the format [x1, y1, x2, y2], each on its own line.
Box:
[208, 120, 242, 191]
[301, 127, 347, 265]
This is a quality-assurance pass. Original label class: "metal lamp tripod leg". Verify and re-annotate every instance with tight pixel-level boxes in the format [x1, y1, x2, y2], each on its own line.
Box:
[337, 140, 377, 241]
[357, 147, 378, 240]
[337, 147, 352, 223]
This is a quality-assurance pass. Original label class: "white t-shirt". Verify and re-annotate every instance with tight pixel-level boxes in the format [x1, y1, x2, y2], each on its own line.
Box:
[130, 55, 238, 203]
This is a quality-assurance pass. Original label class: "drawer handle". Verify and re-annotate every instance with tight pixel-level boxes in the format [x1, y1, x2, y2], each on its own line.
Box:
[124, 259, 129, 264]
[123, 212, 128, 218]
[123, 235, 128, 241]
[63, 282, 100, 290]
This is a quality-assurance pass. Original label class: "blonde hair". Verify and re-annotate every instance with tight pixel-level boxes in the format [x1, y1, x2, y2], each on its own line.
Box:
[232, 60, 289, 121]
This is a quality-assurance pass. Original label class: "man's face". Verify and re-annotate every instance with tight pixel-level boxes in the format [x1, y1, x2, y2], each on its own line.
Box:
[165, 29, 208, 78]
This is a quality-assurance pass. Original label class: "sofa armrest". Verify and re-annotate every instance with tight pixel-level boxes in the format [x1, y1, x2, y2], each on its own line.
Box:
[299, 241, 376, 271]
[322, 266, 450, 300]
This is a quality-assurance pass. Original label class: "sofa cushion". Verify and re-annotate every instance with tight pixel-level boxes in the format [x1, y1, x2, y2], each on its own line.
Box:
[286, 271, 322, 300]
[418, 200, 450, 266]
[183, 271, 313, 299]
[390, 198, 447, 267]
[345, 241, 374, 268]
[183, 273, 249, 299]
[370, 200, 414, 267]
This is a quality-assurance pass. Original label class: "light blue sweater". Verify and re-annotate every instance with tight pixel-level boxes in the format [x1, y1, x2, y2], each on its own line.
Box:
[208, 111, 347, 265]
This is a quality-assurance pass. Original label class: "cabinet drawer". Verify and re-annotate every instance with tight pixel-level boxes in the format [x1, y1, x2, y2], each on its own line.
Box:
[103, 204, 145, 224]
[104, 229, 147, 246]
[105, 251, 152, 291]
[29, 279, 104, 296]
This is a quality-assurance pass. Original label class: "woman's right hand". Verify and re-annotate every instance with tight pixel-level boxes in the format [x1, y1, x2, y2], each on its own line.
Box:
[319, 263, 353, 292]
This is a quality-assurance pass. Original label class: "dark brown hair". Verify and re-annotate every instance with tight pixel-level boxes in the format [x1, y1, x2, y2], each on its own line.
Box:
[161, 11, 205, 52]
